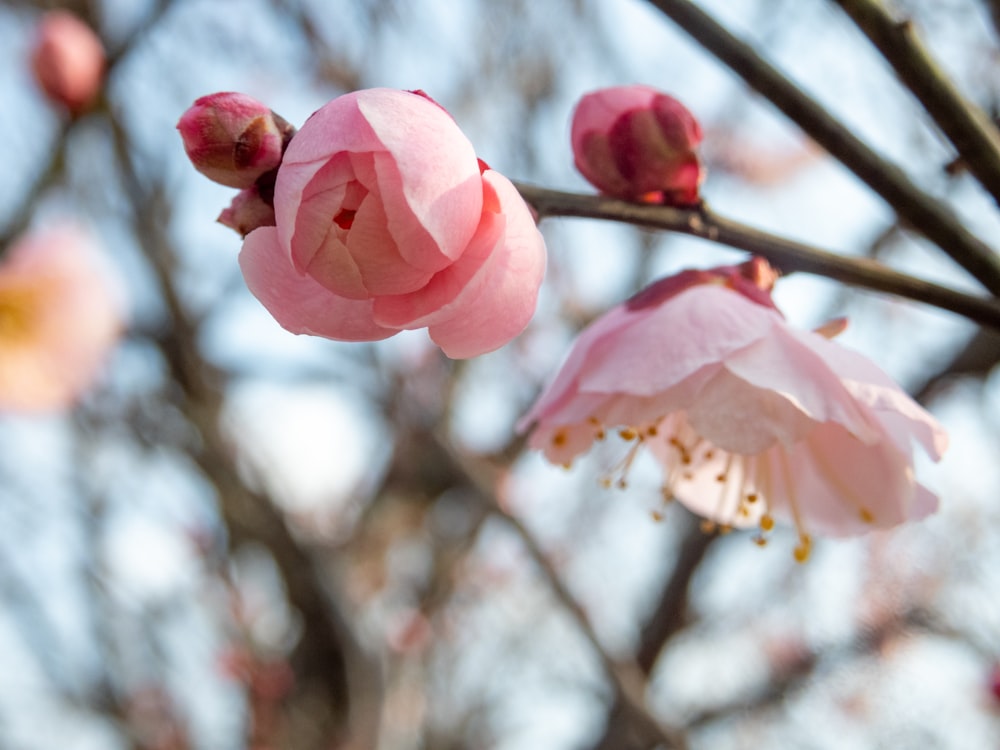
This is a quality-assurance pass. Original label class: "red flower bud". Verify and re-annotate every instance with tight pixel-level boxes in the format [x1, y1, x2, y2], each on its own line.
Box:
[177, 93, 293, 189]
[30, 11, 105, 115]
[571, 85, 703, 206]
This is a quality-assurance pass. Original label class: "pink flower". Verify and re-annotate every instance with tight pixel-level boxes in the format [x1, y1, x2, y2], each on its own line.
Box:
[177, 93, 294, 189]
[518, 259, 947, 560]
[0, 227, 124, 412]
[238, 88, 546, 358]
[571, 85, 703, 205]
[30, 11, 105, 115]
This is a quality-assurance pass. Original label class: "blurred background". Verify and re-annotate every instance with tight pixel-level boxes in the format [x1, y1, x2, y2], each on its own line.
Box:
[0, 0, 999, 747]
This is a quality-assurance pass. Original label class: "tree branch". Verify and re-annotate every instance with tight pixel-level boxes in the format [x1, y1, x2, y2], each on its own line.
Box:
[515, 183, 1000, 330]
[643, 0, 1000, 295]
[831, 0, 1000, 208]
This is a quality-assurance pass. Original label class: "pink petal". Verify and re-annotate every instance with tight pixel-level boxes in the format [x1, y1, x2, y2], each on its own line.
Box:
[424, 172, 546, 357]
[238, 227, 395, 342]
[719, 324, 883, 445]
[358, 91, 483, 266]
[578, 285, 779, 396]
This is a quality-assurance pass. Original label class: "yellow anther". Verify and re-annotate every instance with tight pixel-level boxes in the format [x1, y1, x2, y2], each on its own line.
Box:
[598, 477, 613, 489]
[719, 524, 733, 535]
[560, 462, 572, 470]
[793, 534, 812, 564]
[715, 473, 726, 482]
[651, 510, 665, 522]
[760, 514, 775, 532]
[699, 519, 717, 534]
[646, 425, 659, 437]
[753, 535, 768, 547]
[616, 478, 628, 490]
[595, 429, 606, 441]
[552, 429, 568, 447]
[588, 416, 601, 425]
[618, 427, 638, 441]
[859, 508, 875, 524]
[746, 493, 759, 503]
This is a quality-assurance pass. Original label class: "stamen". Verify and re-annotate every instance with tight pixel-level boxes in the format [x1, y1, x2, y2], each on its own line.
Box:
[859, 507, 875, 524]
[619, 427, 638, 441]
[793, 534, 812, 563]
[552, 429, 568, 447]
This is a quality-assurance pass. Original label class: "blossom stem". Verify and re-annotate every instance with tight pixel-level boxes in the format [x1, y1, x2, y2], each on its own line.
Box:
[514, 182, 1000, 330]
[642, 0, 1000, 295]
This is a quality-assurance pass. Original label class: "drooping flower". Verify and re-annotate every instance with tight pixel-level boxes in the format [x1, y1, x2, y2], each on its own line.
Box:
[30, 11, 105, 115]
[517, 258, 947, 560]
[571, 84, 703, 205]
[236, 88, 546, 358]
[177, 92, 295, 190]
[0, 227, 124, 412]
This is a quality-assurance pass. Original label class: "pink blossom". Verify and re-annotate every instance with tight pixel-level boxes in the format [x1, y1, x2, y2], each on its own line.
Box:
[571, 85, 703, 205]
[518, 259, 947, 560]
[30, 11, 105, 115]
[238, 88, 546, 358]
[177, 93, 293, 189]
[0, 227, 124, 412]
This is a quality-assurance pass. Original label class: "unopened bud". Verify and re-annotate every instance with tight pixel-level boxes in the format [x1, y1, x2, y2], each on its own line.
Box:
[571, 85, 703, 206]
[177, 93, 293, 189]
[218, 186, 276, 237]
[31, 11, 105, 115]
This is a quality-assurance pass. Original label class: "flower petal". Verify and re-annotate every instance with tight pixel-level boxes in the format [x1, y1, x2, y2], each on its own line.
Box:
[238, 226, 395, 342]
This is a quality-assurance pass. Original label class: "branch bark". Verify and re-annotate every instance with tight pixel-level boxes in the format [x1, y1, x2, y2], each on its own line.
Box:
[515, 183, 1000, 330]
[643, 0, 1000, 295]
[831, 0, 1000, 208]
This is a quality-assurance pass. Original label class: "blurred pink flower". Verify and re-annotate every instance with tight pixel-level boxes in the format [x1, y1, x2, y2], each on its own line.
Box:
[518, 259, 947, 560]
[0, 227, 123, 412]
[30, 11, 105, 115]
[571, 84, 703, 205]
[177, 92, 293, 189]
[238, 88, 546, 358]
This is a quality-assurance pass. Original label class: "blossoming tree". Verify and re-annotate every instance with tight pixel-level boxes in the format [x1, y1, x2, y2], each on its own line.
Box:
[1, 1, 999, 749]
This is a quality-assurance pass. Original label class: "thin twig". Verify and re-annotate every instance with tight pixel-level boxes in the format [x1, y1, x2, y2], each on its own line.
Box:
[438, 437, 689, 750]
[831, 0, 1000, 207]
[643, 0, 1000, 295]
[515, 183, 1000, 330]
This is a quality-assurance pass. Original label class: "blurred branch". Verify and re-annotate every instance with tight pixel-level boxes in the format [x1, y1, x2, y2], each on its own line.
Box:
[105, 113, 382, 750]
[438, 437, 689, 750]
[831, 0, 1000, 208]
[643, 0, 1000, 296]
[516, 183, 1000, 330]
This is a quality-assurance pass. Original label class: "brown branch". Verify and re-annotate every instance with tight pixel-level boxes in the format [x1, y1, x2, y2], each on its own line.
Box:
[831, 0, 1000, 207]
[106, 113, 382, 750]
[436, 438, 689, 750]
[515, 183, 1000, 330]
[643, 0, 1000, 295]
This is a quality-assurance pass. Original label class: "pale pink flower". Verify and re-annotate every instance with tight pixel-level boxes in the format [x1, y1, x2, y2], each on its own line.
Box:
[518, 259, 947, 560]
[238, 88, 546, 358]
[0, 227, 123, 412]
[571, 84, 703, 205]
[30, 11, 105, 115]
[177, 93, 294, 189]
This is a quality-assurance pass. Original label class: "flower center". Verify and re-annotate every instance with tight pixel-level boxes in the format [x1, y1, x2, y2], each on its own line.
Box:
[0, 286, 40, 344]
[583, 412, 815, 562]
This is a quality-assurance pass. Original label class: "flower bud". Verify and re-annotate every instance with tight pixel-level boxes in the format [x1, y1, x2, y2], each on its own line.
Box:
[177, 93, 293, 189]
[30, 11, 105, 115]
[218, 186, 276, 237]
[571, 85, 703, 206]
